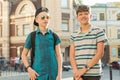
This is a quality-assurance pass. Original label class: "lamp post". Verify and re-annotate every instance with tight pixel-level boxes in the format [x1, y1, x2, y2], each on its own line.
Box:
[105, 4, 112, 80]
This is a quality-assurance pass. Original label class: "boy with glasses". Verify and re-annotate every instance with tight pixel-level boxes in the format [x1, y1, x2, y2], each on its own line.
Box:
[21, 7, 62, 80]
[69, 5, 107, 80]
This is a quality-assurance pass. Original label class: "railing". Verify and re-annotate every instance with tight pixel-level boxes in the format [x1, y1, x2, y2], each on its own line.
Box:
[0, 60, 29, 80]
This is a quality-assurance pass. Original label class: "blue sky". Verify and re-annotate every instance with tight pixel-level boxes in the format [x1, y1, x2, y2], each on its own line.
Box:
[82, 0, 120, 5]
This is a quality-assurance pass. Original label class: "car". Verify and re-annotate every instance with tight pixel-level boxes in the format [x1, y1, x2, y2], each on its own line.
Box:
[111, 61, 120, 69]
[0, 56, 7, 70]
[0, 56, 5, 67]
[62, 65, 70, 71]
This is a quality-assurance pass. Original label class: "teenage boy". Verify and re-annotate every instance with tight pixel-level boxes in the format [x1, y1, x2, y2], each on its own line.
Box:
[70, 5, 107, 80]
[21, 7, 62, 80]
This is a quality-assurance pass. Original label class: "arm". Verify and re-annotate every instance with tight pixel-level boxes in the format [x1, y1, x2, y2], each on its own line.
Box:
[70, 43, 82, 80]
[87, 42, 104, 68]
[21, 48, 39, 80]
[77, 42, 104, 77]
[69, 43, 78, 73]
[21, 48, 30, 68]
[55, 44, 62, 80]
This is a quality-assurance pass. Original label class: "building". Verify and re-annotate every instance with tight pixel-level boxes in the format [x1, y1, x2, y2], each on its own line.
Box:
[0, 0, 77, 63]
[91, 2, 120, 63]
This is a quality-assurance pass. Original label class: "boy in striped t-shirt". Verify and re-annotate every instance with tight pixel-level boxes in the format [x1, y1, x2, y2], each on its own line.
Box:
[69, 5, 107, 80]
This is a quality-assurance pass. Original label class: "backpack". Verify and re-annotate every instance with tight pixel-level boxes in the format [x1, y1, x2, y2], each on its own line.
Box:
[30, 31, 57, 66]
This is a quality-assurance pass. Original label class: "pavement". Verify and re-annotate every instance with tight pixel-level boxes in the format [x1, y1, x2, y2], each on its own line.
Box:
[0, 66, 120, 80]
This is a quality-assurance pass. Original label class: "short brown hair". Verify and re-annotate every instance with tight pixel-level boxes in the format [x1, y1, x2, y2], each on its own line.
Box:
[76, 5, 90, 15]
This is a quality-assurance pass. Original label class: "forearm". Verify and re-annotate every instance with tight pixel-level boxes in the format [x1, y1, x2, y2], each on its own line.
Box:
[56, 54, 62, 76]
[21, 48, 30, 68]
[55, 44, 62, 76]
[21, 54, 30, 68]
[87, 52, 103, 68]
[70, 44, 77, 73]
[87, 42, 104, 68]
[70, 56, 78, 73]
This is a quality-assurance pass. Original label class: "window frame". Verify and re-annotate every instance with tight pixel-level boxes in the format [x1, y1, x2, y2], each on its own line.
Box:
[61, 19, 69, 32]
[117, 13, 120, 20]
[117, 29, 120, 39]
[23, 24, 30, 36]
[99, 13, 105, 21]
[61, 0, 69, 8]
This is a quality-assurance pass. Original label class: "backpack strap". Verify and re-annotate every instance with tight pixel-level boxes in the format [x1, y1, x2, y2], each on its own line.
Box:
[30, 31, 36, 67]
[30, 31, 57, 66]
[52, 32, 57, 50]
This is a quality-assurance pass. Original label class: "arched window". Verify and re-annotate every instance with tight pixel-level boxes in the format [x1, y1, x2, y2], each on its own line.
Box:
[117, 13, 120, 20]
[19, 4, 34, 14]
[15, 1, 36, 36]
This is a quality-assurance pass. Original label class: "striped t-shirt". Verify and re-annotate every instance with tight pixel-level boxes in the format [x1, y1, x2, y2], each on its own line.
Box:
[70, 26, 107, 76]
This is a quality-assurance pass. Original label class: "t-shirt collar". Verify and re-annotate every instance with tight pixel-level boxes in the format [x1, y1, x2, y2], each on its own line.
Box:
[36, 28, 50, 34]
[77, 25, 93, 34]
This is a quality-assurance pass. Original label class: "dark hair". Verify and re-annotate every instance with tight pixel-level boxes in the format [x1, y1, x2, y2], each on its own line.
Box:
[76, 5, 90, 15]
[34, 7, 49, 26]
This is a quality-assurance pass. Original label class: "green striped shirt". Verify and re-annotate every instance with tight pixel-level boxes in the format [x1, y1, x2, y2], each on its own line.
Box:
[70, 26, 107, 76]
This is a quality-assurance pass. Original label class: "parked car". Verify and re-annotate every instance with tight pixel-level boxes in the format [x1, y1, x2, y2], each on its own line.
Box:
[62, 65, 71, 71]
[0, 56, 5, 65]
[0, 56, 8, 70]
[0, 56, 5, 68]
[111, 61, 120, 69]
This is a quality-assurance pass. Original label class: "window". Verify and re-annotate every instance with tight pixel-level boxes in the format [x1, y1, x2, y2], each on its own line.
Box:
[117, 29, 120, 39]
[118, 48, 120, 58]
[19, 4, 33, 14]
[61, 0, 68, 8]
[100, 13, 104, 20]
[91, 13, 97, 21]
[23, 24, 30, 36]
[16, 25, 21, 36]
[117, 13, 120, 20]
[62, 19, 69, 31]
[0, 26, 2, 37]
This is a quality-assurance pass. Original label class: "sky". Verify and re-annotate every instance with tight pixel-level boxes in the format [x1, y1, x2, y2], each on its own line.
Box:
[82, 0, 120, 5]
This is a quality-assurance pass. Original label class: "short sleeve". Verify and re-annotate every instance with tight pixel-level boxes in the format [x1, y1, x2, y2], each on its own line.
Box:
[24, 33, 32, 49]
[55, 34, 61, 45]
[96, 29, 108, 43]
[70, 34, 74, 44]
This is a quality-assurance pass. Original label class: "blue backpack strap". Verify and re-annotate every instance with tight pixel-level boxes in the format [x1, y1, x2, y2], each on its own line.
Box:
[30, 31, 36, 67]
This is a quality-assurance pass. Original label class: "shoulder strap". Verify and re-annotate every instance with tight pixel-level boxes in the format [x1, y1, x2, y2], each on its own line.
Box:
[52, 32, 57, 50]
[30, 31, 36, 67]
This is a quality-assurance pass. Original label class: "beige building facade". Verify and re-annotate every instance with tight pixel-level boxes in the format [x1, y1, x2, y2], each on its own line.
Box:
[0, 0, 77, 63]
[91, 2, 120, 63]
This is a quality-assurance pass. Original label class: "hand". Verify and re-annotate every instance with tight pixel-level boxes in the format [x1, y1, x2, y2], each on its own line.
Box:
[74, 68, 87, 80]
[56, 74, 61, 80]
[74, 77, 83, 80]
[27, 67, 39, 80]
[74, 71, 80, 80]
[78, 77, 83, 80]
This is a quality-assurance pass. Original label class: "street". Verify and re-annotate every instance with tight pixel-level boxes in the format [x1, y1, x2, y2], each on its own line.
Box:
[0, 66, 120, 80]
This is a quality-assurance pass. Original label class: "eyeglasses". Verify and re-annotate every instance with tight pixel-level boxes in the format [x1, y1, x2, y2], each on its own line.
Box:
[38, 15, 50, 20]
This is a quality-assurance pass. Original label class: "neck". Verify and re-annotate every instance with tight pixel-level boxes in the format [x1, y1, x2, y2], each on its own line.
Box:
[39, 26, 47, 33]
[80, 24, 91, 33]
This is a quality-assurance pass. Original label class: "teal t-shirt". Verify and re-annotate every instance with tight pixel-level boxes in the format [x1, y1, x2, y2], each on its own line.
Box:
[24, 28, 61, 80]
